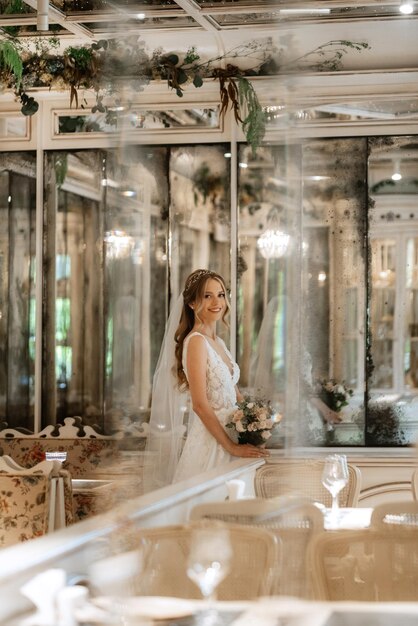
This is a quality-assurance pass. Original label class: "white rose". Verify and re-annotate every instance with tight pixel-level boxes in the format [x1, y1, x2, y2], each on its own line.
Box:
[235, 420, 246, 433]
[261, 430, 272, 440]
[246, 402, 254, 409]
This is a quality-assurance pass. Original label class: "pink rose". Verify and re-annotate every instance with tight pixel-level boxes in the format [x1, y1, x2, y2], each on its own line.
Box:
[233, 410, 244, 422]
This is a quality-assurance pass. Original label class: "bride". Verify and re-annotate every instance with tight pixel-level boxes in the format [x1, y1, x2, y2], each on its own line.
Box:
[145, 268, 269, 491]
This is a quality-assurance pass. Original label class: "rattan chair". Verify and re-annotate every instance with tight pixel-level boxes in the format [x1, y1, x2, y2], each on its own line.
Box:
[135, 521, 279, 601]
[371, 500, 418, 528]
[412, 468, 418, 501]
[190, 495, 323, 598]
[254, 459, 361, 507]
[309, 526, 418, 601]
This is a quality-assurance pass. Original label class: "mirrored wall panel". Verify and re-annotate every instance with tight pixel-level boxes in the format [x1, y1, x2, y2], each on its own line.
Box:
[41, 144, 230, 432]
[0, 153, 36, 429]
[237, 143, 297, 448]
[44, 147, 168, 431]
[2, 137, 418, 448]
[368, 136, 418, 445]
[301, 138, 367, 446]
[170, 144, 231, 324]
[56, 107, 220, 135]
[0, 115, 29, 139]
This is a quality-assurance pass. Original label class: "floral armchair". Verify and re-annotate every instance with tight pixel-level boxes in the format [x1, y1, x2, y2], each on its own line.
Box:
[0, 458, 74, 547]
[0, 474, 51, 547]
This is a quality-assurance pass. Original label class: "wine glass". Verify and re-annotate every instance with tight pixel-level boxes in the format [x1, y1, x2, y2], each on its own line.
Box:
[186, 525, 232, 606]
[321, 454, 349, 523]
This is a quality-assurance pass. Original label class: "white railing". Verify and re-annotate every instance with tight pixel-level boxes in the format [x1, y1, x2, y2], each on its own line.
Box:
[0, 458, 264, 622]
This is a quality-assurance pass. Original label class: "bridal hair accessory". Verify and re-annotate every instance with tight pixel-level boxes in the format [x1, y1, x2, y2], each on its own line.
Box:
[184, 269, 213, 295]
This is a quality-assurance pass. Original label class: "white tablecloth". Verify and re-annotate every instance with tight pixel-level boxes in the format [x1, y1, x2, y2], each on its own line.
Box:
[323, 507, 373, 530]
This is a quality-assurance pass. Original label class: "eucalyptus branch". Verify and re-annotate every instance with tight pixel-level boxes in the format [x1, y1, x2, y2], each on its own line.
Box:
[280, 39, 370, 71]
[0, 36, 370, 152]
[190, 40, 275, 75]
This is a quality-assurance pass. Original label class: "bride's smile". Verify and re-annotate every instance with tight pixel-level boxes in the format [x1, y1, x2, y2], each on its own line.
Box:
[196, 278, 227, 325]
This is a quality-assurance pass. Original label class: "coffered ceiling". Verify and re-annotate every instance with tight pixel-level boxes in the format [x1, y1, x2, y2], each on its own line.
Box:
[0, 1, 417, 77]
[0, 1, 416, 40]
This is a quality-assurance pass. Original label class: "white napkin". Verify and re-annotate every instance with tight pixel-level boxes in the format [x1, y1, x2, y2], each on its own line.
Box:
[226, 479, 246, 500]
[56, 586, 89, 626]
[20, 569, 66, 625]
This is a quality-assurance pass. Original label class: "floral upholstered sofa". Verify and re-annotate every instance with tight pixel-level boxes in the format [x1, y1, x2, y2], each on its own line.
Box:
[0, 418, 149, 521]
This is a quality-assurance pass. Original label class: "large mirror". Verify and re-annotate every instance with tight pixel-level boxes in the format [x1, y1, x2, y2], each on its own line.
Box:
[0, 145, 230, 433]
[237, 143, 298, 447]
[0, 153, 36, 429]
[300, 138, 368, 446]
[1, 136, 418, 449]
[368, 136, 418, 445]
[237, 138, 368, 447]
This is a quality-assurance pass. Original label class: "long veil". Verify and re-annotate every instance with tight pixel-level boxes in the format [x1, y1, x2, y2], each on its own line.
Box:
[142, 295, 188, 492]
[249, 295, 280, 398]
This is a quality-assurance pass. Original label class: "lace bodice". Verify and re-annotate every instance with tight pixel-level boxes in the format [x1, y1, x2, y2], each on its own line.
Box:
[183, 332, 240, 415]
[173, 332, 240, 483]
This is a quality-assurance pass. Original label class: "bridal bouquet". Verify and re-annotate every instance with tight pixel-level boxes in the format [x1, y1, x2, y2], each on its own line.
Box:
[315, 378, 353, 412]
[226, 396, 281, 446]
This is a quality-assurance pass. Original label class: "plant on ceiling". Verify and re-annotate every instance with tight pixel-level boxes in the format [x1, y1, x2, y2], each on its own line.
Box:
[0, 36, 370, 152]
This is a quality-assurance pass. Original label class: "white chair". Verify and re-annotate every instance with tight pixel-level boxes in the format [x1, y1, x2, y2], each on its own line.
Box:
[411, 468, 418, 501]
[134, 521, 279, 601]
[254, 459, 361, 507]
[309, 525, 418, 601]
[190, 495, 323, 598]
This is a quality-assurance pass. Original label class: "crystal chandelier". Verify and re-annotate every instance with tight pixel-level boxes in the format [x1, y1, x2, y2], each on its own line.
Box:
[257, 208, 290, 259]
[103, 229, 134, 260]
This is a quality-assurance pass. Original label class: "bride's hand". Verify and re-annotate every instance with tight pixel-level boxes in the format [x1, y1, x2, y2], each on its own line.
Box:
[229, 443, 270, 458]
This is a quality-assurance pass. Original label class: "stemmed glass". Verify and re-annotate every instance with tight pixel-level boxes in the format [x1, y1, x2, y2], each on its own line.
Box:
[321, 454, 349, 524]
[186, 525, 232, 607]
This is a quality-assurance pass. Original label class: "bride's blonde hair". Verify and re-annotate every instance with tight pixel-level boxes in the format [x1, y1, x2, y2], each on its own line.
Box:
[174, 269, 229, 388]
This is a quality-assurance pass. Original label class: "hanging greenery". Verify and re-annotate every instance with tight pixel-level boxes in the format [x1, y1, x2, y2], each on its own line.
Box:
[0, 36, 370, 152]
[0, 40, 23, 87]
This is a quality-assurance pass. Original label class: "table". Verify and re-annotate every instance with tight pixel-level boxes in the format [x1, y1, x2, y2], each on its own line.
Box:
[233, 600, 418, 626]
[72, 598, 418, 626]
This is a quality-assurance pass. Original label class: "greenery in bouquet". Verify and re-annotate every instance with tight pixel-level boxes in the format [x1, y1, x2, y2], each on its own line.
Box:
[226, 396, 281, 447]
[315, 378, 353, 413]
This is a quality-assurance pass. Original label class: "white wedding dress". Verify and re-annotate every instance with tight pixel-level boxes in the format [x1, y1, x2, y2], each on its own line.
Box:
[172, 331, 240, 483]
